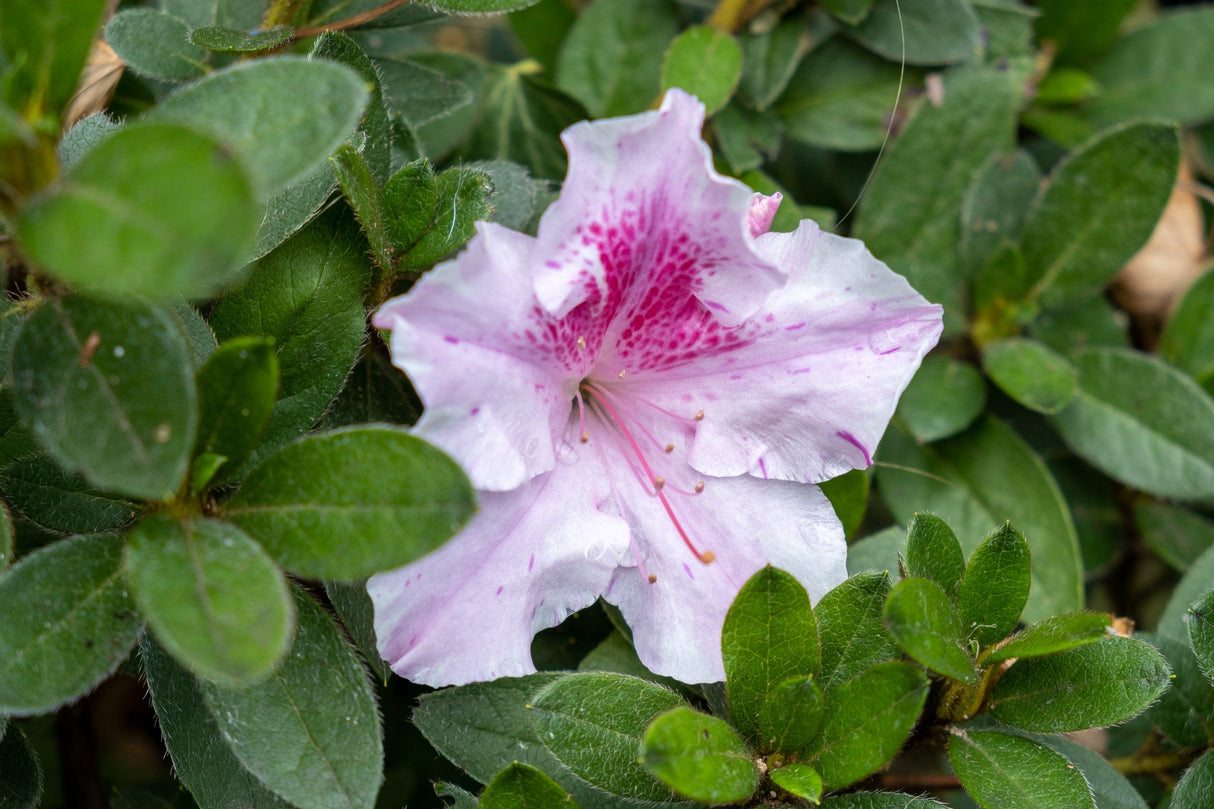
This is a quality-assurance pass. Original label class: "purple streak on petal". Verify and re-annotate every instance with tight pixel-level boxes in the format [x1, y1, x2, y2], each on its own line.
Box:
[836, 430, 872, 466]
[880, 346, 902, 355]
[496, 586, 504, 595]
[443, 335, 459, 344]
[682, 563, 694, 580]
[758, 458, 769, 479]
[528, 553, 535, 572]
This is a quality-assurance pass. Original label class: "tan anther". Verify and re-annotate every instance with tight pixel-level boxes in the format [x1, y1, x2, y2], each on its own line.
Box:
[700, 550, 716, 564]
[694, 481, 705, 493]
[580, 431, 590, 443]
[618, 368, 627, 379]
[576, 335, 587, 350]
[693, 410, 704, 421]
[664, 444, 675, 454]
[648, 574, 658, 584]
[653, 477, 665, 490]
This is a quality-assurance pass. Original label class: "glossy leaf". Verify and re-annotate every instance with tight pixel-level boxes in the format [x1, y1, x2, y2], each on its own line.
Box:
[124, 517, 293, 686]
[479, 763, 573, 809]
[757, 675, 824, 754]
[885, 577, 978, 683]
[722, 566, 819, 743]
[770, 764, 822, 803]
[660, 26, 742, 116]
[0, 535, 142, 715]
[820, 468, 870, 539]
[984, 612, 1113, 666]
[640, 707, 758, 804]
[194, 337, 279, 485]
[904, 513, 966, 597]
[983, 338, 1078, 414]
[949, 729, 1095, 809]
[10, 296, 197, 501]
[958, 523, 1031, 649]
[104, 9, 206, 82]
[199, 588, 381, 809]
[987, 637, 1171, 732]
[816, 571, 898, 691]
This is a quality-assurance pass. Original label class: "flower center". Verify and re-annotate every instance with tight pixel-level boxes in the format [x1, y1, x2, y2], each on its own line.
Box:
[576, 378, 715, 567]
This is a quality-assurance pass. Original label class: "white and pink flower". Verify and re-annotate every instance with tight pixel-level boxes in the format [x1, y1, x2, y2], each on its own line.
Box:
[369, 90, 942, 686]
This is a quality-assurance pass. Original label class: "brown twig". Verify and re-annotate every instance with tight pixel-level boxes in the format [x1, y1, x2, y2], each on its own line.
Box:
[293, 0, 413, 38]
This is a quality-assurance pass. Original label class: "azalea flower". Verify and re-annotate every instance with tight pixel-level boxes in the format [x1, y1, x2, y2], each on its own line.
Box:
[369, 89, 942, 686]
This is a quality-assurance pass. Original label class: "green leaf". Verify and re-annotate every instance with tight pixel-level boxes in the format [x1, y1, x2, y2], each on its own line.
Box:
[382, 159, 438, 253]
[1030, 296, 1130, 357]
[479, 763, 573, 809]
[0, 502, 10, 573]
[400, 168, 493, 272]
[723, 566, 819, 743]
[736, 13, 817, 110]
[199, 588, 381, 809]
[846, 527, 903, 576]
[530, 673, 684, 802]
[949, 729, 1095, 809]
[843, 0, 982, 65]
[885, 577, 978, 682]
[806, 661, 928, 790]
[1146, 632, 1214, 748]
[556, 0, 679, 117]
[1015, 123, 1179, 311]
[820, 468, 870, 539]
[816, 571, 898, 691]
[822, 0, 874, 25]
[1161, 545, 1214, 643]
[1134, 503, 1214, 572]
[104, 9, 206, 82]
[189, 26, 293, 54]
[425, 0, 542, 11]
[331, 145, 394, 272]
[984, 612, 1113, 666]
[973, 0, 1036, 63]
[208, 213, 370, 474]
[140, 636, 291, 809]
[1161, 268, 1214, 390]
[713, 102, 783, 174]
[982, 338, 1078, 414]
[0, 535, 142, 714]
[124, 516, 293, 686]
[378, 57, 474, 129]
[1172, 749, 1214, 809]
[1034, 0, 1136, 66]
[1036, 69, 1100, 106]
[770, 764, 822, 803]
[1028, 731, 1149, 809]
[0, 725, 41, 809]
[987, 636, 1171, 732]
[820, 793, 946, 809]
[640, 707, 758, 804]
[0, 0, 107, 118]
[895, 356, 987, 443]
[10, 295, 197, 501]
[16, 122, 258, 299]
[660, 26, 743, 116]
[959, 150, 1041, 276]
[0, 454, 138, 535]
[159, 0, 262, 28]
[315, 344, 421, 430]
[193, 337, 279, 486]
[470, 159, 547, 232]
[324, 579, 391, 684]
[508, 0, 577, 75]
[758, 675, 825, 754]
[1189, 590, 1214, 686]
[144, 57, 369, 198]
[904, 513, 966, 597]
[776, 36, 908, 152]
[876, 417, 1083, 624]
[958, 523, 1030, 649]
[56, 111, 117, 172]
[1050, 348, 1214, 500]
[1083, 7, 1214, 129]
[853, 66, 1021, 335]
[224, 426, 474, 579]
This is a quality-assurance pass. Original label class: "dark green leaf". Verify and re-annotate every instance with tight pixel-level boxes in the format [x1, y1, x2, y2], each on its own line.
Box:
[556, 0, 679, 117]
[159, 0, 262, 28]
[895, 356, 987, 443]
[776, 36, 908, 152]
[820, 793, 946, 809]
[377, 56, 474, 128]
[713, 102, 783, 174]
[1050, 348, 1214, 500]
[723, 566, 819, 743]
[469, 159, 546, 232]
[820, 468, 870, 539]
[958, 523, 1031, 649]
[437, 782, 480, 809]
[104, 9, 206, 82]
[984, 612, 1112, 665]
[1189, 590, 1214, 686]
[660, 26, 742, 116]
[806, 661, 928, 790]
[769, 764, 822, 803]
[479, 763, 573, 809]
[885, 577, 978, 682]
[324, 579, 391, 684]
[1135, 503, 1214, 572]
[853, 66, 1021, 335]
[959, 150, 1041, 276]
[383, 159, 438, 253]
[332, 145, 394, 272]
[988, 636, 1171, 732]
[1172, 749, 1214, 809]
[194, 337, 279, 485]
[124, 516, 293, 686]
[10, 296, 197, 501]
[144, 57, 369, 198]
[17, 122, 257, 299]
[199, 588, 381, 809]
[173, 302, 218, 368]
[1034, 0, 1136, 65]
[400, 168, 493, 272]
[949, 729, 1095, 809]
[189, 25, 293, 54]
[140, 636, 291, 809]
[224, 426, 474, 579]
[425, 0, 541, 11]
[0, 0, 107, 118]
[1161, 545, 1214, 643]
[315, 345, 421, 430]
[1161, 268, 1214, 390]
[843, 0, 982, 65]
[1028, 731, 1149, 809]
[640, 707, 758, 804]
[530, 673, 684, 802]
[1146, 632, 1214, 748]
[758, 675, 824, 754]
[846, 527, 904, 576]
[508, 0, 577, 75]
[972, 0, 1036, 63]
[736, 13, 817, 110]
[1015, 123, 1179, 311]
[822, 0, 874, 26]
[208, 213, 370, 474]
[876, 417, 1084, 624]
[1030, 296, 1130, 356]
[0, 502, 10, 573]
[816, 570, 898, 691]
[0, 725, 41, 809]
[0, 535, 142, 715]
[982, 338, 1078, 414]
[0, 454, 137, 536]
[904, 513, 966, 597]
[56, 111, 117, 172]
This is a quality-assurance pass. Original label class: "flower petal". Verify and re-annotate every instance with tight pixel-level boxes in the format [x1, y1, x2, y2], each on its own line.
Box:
[368, 454, 629, 687]
[604, 474, 845, 684]
[533, 89, 784, 327]
[373, 223, 576, 491]
[617, 221, 943, 484]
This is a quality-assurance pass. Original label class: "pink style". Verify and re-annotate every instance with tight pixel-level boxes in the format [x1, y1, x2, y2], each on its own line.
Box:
[369, 89, 943, 687]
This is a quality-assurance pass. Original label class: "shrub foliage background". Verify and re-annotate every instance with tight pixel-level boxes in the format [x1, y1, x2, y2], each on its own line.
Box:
[1, 0, 1214, 808]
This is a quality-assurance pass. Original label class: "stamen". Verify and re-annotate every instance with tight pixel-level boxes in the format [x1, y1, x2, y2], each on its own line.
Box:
[585, 412, 651, 581]
[574, 388, 590, 443]
[694, 410, 705, 421]
[664, 444, 675, 454]
[694, 481, 705, 493]
[648, 574, 658, 583]
[576, 335, 587, 351]
[653, 477, 665, 490]
[582, 382, 715, 565]
[618, 369, 627, 379]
